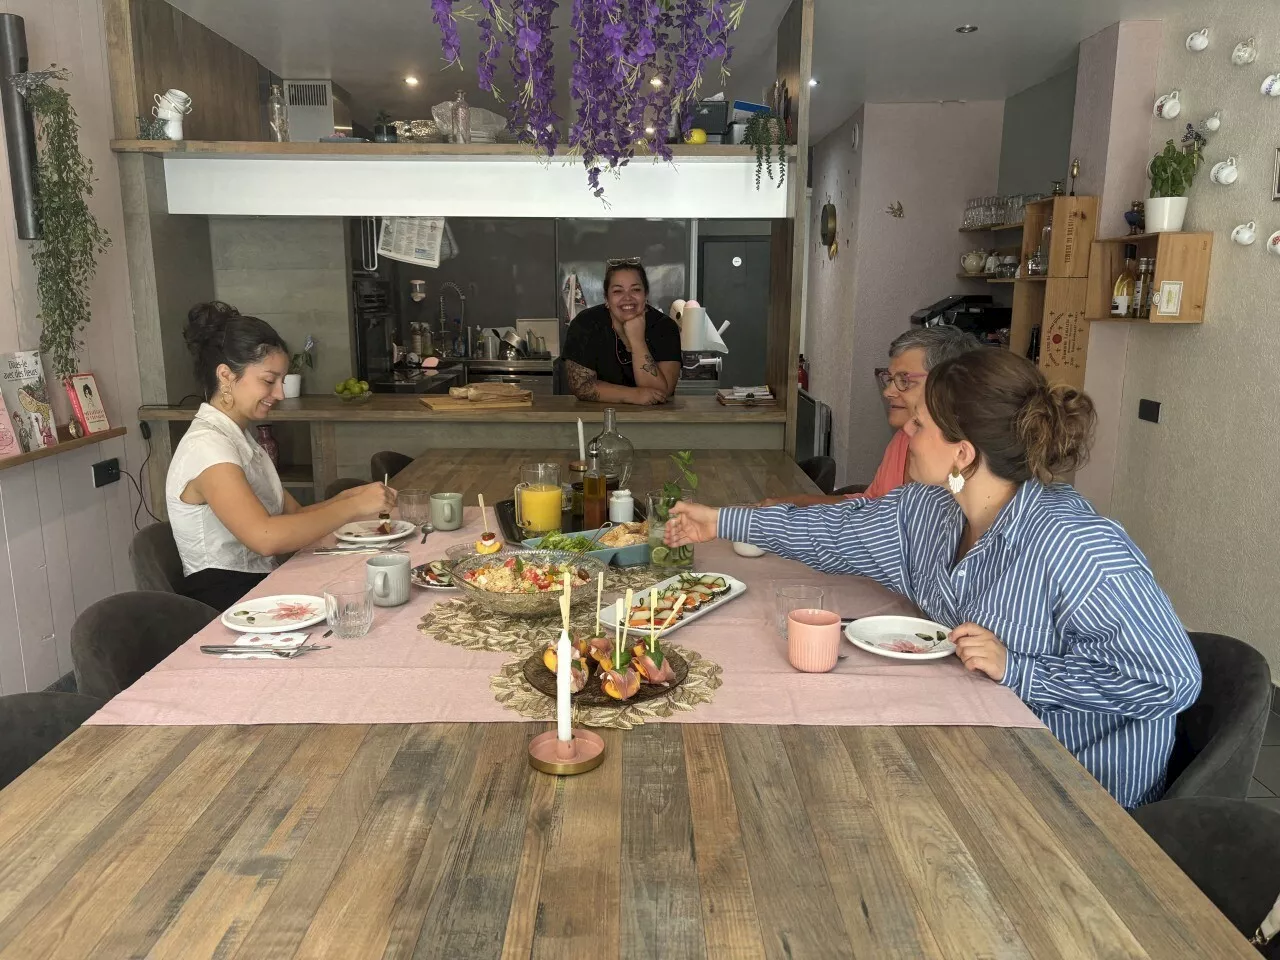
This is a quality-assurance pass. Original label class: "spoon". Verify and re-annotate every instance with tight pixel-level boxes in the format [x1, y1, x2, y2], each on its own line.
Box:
[419, 521, 433, 544]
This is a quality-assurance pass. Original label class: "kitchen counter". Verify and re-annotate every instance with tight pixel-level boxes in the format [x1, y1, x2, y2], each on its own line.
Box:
[139, 395, 785, 507]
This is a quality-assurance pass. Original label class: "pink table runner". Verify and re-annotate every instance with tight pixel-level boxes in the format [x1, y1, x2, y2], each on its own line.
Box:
[88, 510, 1040, 729]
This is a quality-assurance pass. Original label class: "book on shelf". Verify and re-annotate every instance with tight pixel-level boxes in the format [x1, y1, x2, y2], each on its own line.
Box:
[0, 351, 57, 453]
[64, 373, 110, 435]
[716, 386, 776, 406]
[0, 394, 22, 458]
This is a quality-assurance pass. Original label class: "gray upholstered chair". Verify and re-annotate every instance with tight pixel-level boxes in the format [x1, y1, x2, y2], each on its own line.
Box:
[798, 456, 837, 495]
[1133, 797, 1280, 957]
[325, 477, 366, 499]
[0, 692, 105, 789]
[370, 451, 413, 484]
[1163, 632, 1272, 801]
[833, 483, 868, 496]
[129, 522, 183, 593]
[71, 591, 218, 699]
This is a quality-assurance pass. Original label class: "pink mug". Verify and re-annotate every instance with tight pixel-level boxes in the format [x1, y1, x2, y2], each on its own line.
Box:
[787, 609, 842, 672]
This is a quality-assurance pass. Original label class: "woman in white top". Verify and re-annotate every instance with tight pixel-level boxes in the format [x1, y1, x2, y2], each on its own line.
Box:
[166, 302, 394, 609]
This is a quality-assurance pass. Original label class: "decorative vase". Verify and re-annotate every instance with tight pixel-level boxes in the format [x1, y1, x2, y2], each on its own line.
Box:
[283, 373, 302, 399]
[255, 424, 279, 467]
[1145, 196, 1188, 233]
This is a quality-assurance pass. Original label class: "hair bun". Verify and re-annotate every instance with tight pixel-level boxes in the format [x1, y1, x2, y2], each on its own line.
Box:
[183, 301, 241, 353]
[1016, 382, 1096, 482]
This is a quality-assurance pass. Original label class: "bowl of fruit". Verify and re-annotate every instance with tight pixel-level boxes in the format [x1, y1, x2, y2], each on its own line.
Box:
[334, 377, 372, 402]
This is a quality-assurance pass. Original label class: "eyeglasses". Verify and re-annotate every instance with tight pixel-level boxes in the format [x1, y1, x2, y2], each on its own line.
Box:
[874, 368, 926, 391]
[605, 257, 643, 267]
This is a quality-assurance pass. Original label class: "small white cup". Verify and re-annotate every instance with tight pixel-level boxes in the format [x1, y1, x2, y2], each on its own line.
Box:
[1263, 75, 1280, 97]
[1186, 29, 1209, 52]
[1233, 40, 1258, 66]
[152, 104, 181, 120]
[366, 553, 410, 607]
[1232, 222, 1257, 246]
[1154, 91, 1181, 119]
[1203, 111, 1221, 133]
[1211, 157, 1239, 185]
[156, 89, 192, 112]
[1267, 231, 1280, 256]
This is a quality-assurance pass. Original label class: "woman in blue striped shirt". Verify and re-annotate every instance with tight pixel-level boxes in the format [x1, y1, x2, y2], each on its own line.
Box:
[666, 349, 1201, 808]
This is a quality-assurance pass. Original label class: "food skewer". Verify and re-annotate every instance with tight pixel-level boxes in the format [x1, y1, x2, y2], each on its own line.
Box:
[475, 493, 503, 554]
[618, 588, 633, 671]
[377, 473, 393, 535]
[595, 573, 605, 637]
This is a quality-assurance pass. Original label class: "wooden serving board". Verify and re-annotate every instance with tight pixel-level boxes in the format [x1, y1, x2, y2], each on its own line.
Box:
[420, 395, 534, 411]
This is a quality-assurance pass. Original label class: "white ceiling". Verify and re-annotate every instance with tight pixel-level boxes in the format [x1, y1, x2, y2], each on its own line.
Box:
[165, 0, 1192, 141]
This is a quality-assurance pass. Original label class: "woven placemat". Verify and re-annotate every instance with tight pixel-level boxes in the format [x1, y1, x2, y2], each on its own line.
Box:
[490, 642, 722, 730]
[417, 565, 672, 654]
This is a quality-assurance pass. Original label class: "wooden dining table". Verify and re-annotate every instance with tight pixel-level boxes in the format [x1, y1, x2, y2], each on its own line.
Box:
[0, 450, 1255, 959]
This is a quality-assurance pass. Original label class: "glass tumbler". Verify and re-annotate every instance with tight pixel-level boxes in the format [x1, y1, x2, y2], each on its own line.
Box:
[397, 489, 432, 526]
[775, 585, 825, 639]
[324, 579, 374, 639]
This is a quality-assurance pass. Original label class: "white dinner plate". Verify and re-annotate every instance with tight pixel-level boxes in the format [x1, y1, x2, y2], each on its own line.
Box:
[221, 595, 327, 634]
[844, 615, 956, 661]
[597, 572, 746, 637]
[335, 519, 416, 544]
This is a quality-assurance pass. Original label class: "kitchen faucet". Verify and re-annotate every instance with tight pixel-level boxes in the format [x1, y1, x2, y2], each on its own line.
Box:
[438, 282, 466, 356]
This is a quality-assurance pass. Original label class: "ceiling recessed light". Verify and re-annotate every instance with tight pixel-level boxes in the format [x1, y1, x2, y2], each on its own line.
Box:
[649, 77, 664, 88]
[403, 75, 420, 86]
[955, 24, 978, 34]
[808, 77, 819, 87]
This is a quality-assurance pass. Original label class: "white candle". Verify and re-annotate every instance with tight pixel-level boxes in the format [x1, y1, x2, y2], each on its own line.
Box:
[577, 418, 586, 462]
[556, 629, 572, 742]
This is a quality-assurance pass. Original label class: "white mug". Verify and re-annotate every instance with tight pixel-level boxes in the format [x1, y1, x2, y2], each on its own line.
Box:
[1268, 231, 1280, 256]
[1232, 221, 1257, 246]
[366, 553, 410, 607]
[152, 104, 181, 120]
[159, 88, 191, 110]
[1186, 29, 1209, 52]
[1233, 40, 1258, 66]
[1263, 75, 1280, 97]
[154, 92, 192, 115]
[1211, 157, 1239, 185]
[1203, 111, 1221, 133]
[1154, 91, 1181, 119]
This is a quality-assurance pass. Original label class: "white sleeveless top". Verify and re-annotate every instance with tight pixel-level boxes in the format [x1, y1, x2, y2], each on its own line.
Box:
[165, 404, 284, 577]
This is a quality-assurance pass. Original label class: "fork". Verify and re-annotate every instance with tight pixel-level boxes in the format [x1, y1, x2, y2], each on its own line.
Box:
[200, 644, 331, 658]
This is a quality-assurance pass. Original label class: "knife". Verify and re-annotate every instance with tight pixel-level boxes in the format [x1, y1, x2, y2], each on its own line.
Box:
[200, 644, 330, 658]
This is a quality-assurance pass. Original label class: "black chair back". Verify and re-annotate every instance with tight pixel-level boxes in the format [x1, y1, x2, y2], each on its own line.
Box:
[798, 456, 837, 495]
[129, 522, 183, 593]
[370, 451, 413, 483]
[71, 591, 218, 699]
[325, 477, 366, 500]
[1164, 632, 1272, 800]
[1133, 797, 1280, 957]
[0, 692, 105, 789]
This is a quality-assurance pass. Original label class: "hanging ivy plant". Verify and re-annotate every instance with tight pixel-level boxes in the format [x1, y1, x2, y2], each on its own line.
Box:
[433, 0, 744, 198]
[9, 67, 110, 379]
[742, 110, 786, 190]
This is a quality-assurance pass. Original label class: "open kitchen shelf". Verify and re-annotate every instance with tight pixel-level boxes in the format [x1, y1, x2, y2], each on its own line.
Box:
[0, 425, 126, 473]
[109, 139, 779, 160]
[1085, 232, 1213, 325]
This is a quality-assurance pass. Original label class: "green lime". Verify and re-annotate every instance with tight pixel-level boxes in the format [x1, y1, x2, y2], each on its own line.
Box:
[650, 545, 670, 564]
[334, 381, 346, 394]
[358, 381, 369, 391]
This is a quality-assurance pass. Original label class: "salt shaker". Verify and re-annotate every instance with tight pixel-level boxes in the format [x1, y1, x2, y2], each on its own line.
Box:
[609, 489, 635, 523]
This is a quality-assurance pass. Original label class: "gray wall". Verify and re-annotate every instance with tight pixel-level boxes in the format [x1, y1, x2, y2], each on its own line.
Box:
[997, 55, 1078, 196]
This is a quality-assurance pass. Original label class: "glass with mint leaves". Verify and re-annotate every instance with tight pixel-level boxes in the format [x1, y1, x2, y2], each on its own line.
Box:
[647, 451, 697, 570]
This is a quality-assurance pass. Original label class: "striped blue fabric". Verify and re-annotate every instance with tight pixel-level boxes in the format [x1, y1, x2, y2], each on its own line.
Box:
[720, 481, 1201, 808]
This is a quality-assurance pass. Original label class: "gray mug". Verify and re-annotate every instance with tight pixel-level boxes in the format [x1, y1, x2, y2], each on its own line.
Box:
[366, 554, 411, 607]
[430, 492, 463, 531]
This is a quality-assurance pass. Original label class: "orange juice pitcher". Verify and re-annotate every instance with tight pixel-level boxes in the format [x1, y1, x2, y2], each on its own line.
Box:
[515, 462, 562, 535]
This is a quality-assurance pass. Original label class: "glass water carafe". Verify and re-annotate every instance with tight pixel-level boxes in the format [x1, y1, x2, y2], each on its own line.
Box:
[590, 408, 634, 489]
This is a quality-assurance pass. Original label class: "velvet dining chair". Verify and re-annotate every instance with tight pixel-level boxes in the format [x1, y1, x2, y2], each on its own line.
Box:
[0, 692, 105, 789]
[128, 521, 184, 594]
[325, 477, 366, 499]
[797, 456, 837, 495]
[71, 592, 219, 700]
[370, 451, 414, 484]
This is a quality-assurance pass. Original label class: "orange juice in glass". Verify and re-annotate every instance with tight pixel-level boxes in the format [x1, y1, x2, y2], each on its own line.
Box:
[515, 463, 562, 535]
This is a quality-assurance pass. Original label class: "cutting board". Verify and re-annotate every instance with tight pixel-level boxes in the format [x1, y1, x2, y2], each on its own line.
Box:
[420, 395, 534, 411]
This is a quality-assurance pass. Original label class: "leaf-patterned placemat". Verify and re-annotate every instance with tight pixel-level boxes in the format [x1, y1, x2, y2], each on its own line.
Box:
[490, 642, 722, 730]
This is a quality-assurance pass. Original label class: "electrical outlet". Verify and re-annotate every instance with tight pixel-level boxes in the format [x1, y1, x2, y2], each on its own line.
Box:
[92, 458, 121, 488]
[1138, 399, 1161, 424]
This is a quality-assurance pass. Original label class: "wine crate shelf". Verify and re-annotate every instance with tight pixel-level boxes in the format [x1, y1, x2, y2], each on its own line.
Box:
[1085, 232, 1213, 325]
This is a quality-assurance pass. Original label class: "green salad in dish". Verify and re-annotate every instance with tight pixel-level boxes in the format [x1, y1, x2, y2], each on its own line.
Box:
[535, 532, 597, 552]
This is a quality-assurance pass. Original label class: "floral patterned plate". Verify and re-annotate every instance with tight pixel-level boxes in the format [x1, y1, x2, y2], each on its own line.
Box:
[334, 520, 416, 544]
[221, 595, 327, 634]
[843, 615, 956, 661]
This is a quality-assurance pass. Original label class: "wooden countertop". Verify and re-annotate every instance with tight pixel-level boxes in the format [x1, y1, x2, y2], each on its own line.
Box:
[138, 395, 786, 424]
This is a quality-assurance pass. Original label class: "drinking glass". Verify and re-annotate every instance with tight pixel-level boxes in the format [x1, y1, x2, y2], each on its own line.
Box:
[397, 489, 431, 525]
[515, 462, 562, 535]
[647, 488, 694, 569]
[324, 579, 374, 638]
[775, 585, 825, 639]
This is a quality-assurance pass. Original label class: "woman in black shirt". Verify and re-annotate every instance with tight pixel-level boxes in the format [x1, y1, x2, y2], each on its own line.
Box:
[561, 260, 682, 405]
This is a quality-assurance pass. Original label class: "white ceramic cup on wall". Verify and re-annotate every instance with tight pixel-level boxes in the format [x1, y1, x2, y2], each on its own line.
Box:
[1153, 91, 1181, 119]
[1210, 157, 1239, 185]
[1232, 222, 1257, 246]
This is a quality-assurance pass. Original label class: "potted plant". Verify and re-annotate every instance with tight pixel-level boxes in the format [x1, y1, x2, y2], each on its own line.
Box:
[1147, 139, 1203, 232]
[285, 335, 313, 398]
[742, 110, 787, 190]
[372, 110, 397, 143]
[10, 68, 110, 380]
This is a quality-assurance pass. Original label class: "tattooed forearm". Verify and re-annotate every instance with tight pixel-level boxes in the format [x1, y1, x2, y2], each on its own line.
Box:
[564, 360, 600, 401]
[640, 353, 661, 378]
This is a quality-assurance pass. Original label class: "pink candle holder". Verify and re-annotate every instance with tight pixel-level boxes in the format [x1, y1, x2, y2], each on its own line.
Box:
[528, 728, 606, 775]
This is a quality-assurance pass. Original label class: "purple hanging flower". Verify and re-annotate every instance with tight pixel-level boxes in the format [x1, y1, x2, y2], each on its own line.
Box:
[432, 0, 462, 67]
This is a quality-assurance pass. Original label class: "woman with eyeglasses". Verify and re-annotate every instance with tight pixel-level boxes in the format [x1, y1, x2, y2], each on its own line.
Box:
[663, 348, 1201, 809]
[561, 259, 682, 405]
[765, 325, 982, 505]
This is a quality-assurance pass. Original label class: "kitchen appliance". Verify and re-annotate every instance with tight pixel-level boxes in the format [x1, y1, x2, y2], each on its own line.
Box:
[910, 294, 1011, 336]
[692, 100, 730, 135]
[466, 359, 554, 395]
[280, 80, 353, 140]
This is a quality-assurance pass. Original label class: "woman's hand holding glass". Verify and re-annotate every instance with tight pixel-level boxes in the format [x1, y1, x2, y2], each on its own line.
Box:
[663, 502, 722, 547]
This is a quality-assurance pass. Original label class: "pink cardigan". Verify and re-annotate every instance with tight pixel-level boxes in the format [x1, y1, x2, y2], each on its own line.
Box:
[845, 429, 909, 500]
